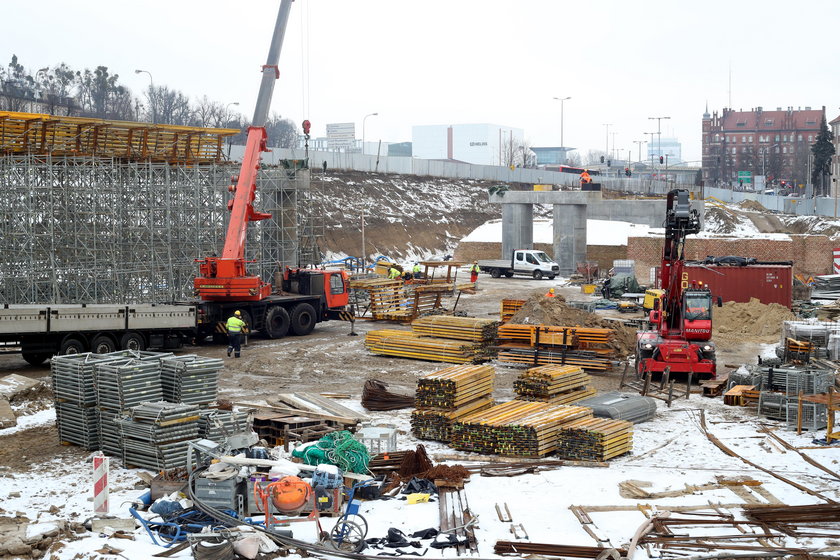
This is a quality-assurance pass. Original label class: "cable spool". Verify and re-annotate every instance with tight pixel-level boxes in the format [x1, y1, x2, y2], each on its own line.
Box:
[192, 538, 235, 560]
[268, 476, 312, 513]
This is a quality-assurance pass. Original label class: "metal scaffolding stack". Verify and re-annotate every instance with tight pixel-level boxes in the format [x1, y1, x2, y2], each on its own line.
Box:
[117, 402, 201, 470]
[198, 409, 251, 442]
[160, 355, 224, 405]
[0, 151, 320, 304]
[52, 353, 123, 450]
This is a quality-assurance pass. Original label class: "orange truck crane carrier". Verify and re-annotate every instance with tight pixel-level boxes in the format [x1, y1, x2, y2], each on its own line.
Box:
[193, 0, 351, 341]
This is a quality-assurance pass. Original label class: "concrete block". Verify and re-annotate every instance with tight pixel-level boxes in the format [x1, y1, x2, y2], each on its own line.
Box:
[0, 374, 41, 400]
[0, 396, 16, 429]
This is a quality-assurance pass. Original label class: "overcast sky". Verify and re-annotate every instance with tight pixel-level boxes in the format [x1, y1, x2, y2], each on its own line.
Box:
[4, 0, 839, 163]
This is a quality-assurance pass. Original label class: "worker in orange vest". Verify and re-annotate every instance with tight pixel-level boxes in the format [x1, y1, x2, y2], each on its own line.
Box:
[579, 170, 592, 186]
[545, 288, 556, 298]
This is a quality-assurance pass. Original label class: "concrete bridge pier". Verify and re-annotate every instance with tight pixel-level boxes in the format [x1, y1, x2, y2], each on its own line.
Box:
[501, 203, 534, 257]
[553, 203, 587, 276]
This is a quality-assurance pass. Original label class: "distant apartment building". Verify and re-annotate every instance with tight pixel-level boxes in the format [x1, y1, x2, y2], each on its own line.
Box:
[412, 124, 524, 166]
[702, 106, 824, 189]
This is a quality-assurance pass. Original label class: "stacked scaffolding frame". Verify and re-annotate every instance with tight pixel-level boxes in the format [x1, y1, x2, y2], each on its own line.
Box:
[0, 153, 321, 304]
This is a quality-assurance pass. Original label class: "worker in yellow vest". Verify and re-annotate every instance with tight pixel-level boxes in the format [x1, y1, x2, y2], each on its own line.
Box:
[226, 310, 247, 358]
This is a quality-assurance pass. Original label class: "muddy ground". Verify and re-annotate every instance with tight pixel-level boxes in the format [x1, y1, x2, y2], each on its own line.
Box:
[0, 276, 773, 474]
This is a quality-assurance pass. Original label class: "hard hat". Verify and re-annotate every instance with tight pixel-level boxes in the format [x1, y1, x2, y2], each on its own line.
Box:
[473, 260, 478, 264]
[549, 288, 555, 293]
[234, 310, 241, 316]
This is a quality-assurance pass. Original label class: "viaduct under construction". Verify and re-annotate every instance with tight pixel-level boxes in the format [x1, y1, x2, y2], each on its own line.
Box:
[0, 111, 321, 305]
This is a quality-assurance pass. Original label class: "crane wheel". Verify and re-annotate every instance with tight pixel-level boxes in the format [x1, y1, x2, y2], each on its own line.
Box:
[263, 306, 291, 339]
[290, 303, 316, 336]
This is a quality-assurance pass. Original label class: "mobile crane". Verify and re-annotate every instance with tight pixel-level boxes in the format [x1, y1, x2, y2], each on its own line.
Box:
[193, 0, 351, 340]
[635, 189, 718, 379]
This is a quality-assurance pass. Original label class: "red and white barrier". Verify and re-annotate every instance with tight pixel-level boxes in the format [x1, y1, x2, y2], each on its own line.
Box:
[834, 248, 840, 274]
[93, 453, 109, 515]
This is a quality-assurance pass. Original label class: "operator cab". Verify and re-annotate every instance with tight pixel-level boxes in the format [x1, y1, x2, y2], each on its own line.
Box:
[682, 289, 712, 341]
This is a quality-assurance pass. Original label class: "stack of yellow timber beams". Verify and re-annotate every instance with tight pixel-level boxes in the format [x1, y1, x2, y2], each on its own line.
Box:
[451, 401, 592, 457]
[496, 323, 614, 371]
[555, 417, 633, 461]
[0, 111, 236, 163]
[513, 364, 596, 405]
[415, 364, 495, 408]
[350, 278, 410, 321]
[411, 395, 494, 442]
[411, 316, 498, 344]
[365, 330, 481, 363]
[412, 365, 496, 442]
[500, 299, 525, 323]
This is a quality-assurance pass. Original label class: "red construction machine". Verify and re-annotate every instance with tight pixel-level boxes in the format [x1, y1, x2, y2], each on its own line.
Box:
[194, 0, 351, 341]
[635, 189, 718, 379]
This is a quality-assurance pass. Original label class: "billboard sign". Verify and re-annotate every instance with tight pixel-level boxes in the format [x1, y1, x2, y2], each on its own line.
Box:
[327, 122, 356, 149]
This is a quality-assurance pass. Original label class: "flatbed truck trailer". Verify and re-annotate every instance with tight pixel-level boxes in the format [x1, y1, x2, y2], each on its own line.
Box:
[0, 285, 346, 366]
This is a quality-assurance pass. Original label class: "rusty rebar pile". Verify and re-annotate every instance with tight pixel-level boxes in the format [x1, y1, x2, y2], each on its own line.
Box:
[361, 379, 415, 411]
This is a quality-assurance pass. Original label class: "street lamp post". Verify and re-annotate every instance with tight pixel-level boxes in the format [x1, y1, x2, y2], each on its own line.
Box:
[134, 69, 155, 123]
[633, 140, 647, 167]
[644, 132, 657, 168]
[362, 112, 378, 155]
[602, 123, 612, 158]
[553, 96, 571, 150]
[648, 115, 670, 168]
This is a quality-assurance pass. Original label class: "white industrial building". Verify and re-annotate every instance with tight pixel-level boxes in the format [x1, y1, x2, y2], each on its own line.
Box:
[412, 124, 524, 166]
[647, 137, 682, 164]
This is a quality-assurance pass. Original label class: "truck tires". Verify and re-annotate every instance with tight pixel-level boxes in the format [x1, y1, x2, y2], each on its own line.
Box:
[290, 303, 316, 336]
[490, 268, 501, 278]
[91, 334, 117, 354]
[504, 271, 514, 278]
[263, 306, 291, 339]
[120, 332, 146, 352]
[59, 336, 85, 355]
[532, 270, 543, 280]
[22, 353, 50, 366]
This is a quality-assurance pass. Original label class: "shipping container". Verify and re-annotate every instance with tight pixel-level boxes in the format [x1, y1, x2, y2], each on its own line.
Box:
[684, 263, 792, 308]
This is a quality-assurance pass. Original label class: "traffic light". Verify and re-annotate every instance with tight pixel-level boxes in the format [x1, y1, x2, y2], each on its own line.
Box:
[600, 156, 605, 163]
[625, 167, 631, 177]
[659, 155, 664, 164]
[607, 160, 611, 167]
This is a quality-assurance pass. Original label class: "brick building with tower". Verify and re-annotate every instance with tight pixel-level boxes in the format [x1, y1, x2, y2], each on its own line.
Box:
[702, 106, 824, 191]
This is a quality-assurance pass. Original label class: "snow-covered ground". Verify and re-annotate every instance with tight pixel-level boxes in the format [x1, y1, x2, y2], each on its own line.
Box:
[3, 393, 838, 559]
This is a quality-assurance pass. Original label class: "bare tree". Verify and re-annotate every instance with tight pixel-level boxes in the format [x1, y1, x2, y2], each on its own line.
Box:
[565, 151, 582, 167]
[146, 85, 191, 125]
[584, 149, 608, 165]
[265, 113, 298, 148]
[501, 137, 535, 167]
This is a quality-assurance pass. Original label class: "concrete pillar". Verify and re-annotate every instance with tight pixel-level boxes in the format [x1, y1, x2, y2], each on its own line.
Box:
[553, 203, 587, 276]
[500, 203, 533, 258]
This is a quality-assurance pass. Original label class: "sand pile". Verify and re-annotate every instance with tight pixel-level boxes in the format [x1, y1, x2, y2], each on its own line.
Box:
[713, 298, 794, 345]
[509, 293, 636, 357]
[737, 199, 767, 212]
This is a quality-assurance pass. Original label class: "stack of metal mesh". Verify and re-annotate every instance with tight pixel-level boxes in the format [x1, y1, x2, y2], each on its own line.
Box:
[52, 353, 123, 450]
[95, 359, 163, 456]
[118, 402, 201, 470]
[756, 365, 834, 429]
[198, 409, 251, 442]
[160, 355, 223, 405]
[577, 391, 658, 424]
[728, 367, 763, 390]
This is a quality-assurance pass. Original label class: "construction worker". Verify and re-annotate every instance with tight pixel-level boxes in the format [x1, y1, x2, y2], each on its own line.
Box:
[388, 265, 401, 280]
[469, 261, 480, 284]
[226, 310, 247, 358]
[412, 262, 422, 279]
[545, 288, 556, 298]
[579, 169, 592, 187]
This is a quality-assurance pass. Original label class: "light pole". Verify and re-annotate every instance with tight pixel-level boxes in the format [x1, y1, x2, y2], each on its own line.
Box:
[553, 96, 571, 150]
[135, 69, 155, 123]
[648, 115, 670, 167]
[633, 140, 647, 167]
[362, 112, 378, 155]
[644, 132, 657, 168]
[602, 123, 612, 158]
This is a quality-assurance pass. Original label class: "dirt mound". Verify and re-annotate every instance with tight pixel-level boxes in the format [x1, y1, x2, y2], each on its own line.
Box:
[704, 207, 740, 234]
[713, 298, 794, 345]
[509, 293, 636, 357]
[737, 199, 767, 211]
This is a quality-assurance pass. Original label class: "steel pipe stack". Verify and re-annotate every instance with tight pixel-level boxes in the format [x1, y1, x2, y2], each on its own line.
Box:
[198, 409, 251, 442]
